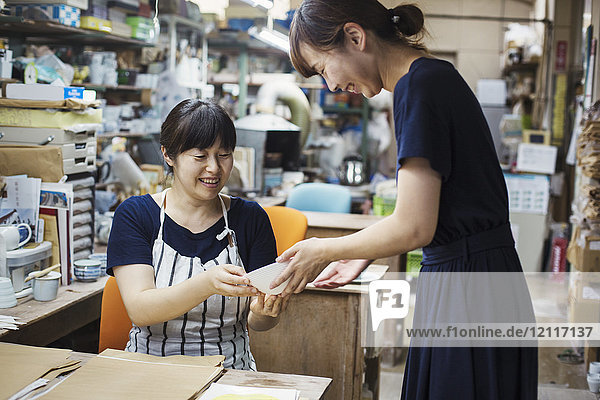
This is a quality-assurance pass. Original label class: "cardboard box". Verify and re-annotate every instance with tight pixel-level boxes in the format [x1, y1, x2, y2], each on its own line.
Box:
[1, 139, 96, 159]
[80, 16, 112, 32]
[0, 107, 102, 128]
[12, 3, 80, 27]
[6, 0, 88, 11]
[568, 271, 600, 323]
[0, 145, 64, 182]
[5, 84, 84, 101]
[110, 20, 132, 38]
[567, 226, 600, 272]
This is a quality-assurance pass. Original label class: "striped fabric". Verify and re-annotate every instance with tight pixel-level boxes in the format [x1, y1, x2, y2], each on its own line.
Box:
[124, 191, 256, 370]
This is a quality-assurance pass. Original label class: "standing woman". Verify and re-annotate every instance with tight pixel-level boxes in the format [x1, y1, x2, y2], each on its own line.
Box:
[271, 0, 537, 398]
[107, 99, 287, 370]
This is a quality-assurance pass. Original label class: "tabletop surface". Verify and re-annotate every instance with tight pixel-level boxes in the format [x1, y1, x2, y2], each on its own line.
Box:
[0, 275, 109, 338]
[67, 351, 331, 400]
[302, 211, 385, 230]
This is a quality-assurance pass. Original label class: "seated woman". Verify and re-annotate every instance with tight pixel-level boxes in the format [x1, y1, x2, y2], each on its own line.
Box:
[107, 99, 286, 370]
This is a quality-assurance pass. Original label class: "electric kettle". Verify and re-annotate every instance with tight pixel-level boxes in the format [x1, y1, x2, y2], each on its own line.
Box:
[340, 155, 365, 186]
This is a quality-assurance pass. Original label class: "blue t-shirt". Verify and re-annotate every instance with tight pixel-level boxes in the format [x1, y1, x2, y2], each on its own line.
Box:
[107, 195, 277, 274]
[394, 57, 509, 246]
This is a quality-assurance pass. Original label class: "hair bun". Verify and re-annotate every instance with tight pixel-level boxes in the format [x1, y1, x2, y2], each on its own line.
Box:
[391, 4, 424, 37]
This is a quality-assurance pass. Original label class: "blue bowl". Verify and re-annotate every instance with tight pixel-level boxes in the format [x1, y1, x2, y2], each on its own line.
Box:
[73, 259, 101, 282]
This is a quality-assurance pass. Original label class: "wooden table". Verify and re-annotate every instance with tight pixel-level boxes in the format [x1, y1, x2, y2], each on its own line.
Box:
[218, 369, 331, 400]
[7, 349, 331, 400]
[302, 211, 402, 272]
[0, 276, 108, 345]
[250, 265, 386, 400]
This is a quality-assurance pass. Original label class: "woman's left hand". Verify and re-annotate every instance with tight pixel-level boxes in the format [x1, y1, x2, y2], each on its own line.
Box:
[250, 293, 289, 318]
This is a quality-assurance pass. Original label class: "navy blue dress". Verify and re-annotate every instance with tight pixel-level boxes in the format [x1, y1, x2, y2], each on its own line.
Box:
[395, 58, 537, 399]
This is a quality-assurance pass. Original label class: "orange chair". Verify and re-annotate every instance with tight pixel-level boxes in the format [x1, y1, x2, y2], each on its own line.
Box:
[263, 206, 308, 256]
[99, 276, 132, 353]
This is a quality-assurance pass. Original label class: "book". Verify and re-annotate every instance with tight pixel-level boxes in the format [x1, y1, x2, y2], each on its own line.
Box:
[0, 175, 41, 243]
[40, 182, 73, 285]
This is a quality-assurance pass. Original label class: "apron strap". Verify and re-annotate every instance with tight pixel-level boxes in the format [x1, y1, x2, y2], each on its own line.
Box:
[157, 188, 170, 238]
[215, 194, 245, 269]
[216, 194, 234, 246]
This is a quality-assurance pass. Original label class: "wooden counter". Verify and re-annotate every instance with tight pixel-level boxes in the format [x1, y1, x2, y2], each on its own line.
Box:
[249, 264, 387, 400]
[0, 276, 108, 346]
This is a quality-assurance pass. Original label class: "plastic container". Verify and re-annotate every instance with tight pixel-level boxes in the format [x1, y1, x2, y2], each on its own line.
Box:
[406, 249, 423, 279]
[373, 195, 395, 216]
[6, 241, 52, 292]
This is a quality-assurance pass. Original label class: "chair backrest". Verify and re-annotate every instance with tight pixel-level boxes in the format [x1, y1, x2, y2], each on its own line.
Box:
[263, 206, 308, 256]
[99, 276, 132, 353]
[285, 182, 352, 213]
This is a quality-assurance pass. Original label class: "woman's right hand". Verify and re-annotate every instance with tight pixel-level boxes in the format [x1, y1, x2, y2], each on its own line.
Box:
[205, 264, 257, 297]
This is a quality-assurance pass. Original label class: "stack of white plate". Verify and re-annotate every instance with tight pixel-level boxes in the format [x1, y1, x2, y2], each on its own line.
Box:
[0, 277, 17, 308]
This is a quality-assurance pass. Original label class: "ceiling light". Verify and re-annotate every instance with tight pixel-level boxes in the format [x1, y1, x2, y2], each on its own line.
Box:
[248, 26, 289, 53]
[239, 0, 273, 10]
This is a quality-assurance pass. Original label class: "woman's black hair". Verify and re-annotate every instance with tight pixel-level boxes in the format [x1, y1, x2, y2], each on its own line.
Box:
[160, 99, 236, 171]
[290, 0, 427, 78]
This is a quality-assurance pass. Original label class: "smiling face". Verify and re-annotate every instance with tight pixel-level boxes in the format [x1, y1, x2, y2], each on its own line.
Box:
[297, 26, 384, 98]
[165, 139, 234, 202]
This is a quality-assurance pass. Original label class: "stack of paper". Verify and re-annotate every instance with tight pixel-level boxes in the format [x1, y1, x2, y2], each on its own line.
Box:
[198, 383, 299, 400]
[0, 343, 72, 399]
[41, 349, 224, 400]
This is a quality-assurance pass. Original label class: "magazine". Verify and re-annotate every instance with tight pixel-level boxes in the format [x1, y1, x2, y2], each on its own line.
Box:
[0, 175, 41, 243]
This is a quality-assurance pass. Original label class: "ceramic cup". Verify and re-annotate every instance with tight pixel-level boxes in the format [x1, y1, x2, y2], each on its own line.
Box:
[29, 271, 61, 302]
[0, 277, 17, 308]
[588, 372, 600, 393]
[590, 361, 600, 375]
[0, 223, 32, 250]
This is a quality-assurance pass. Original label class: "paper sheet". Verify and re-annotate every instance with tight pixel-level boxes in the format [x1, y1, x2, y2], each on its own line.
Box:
[99, 348, 224, 367]
[41, 351, 223, 400]
[198, 383, 299, 400]
[0, 343, 71, 399]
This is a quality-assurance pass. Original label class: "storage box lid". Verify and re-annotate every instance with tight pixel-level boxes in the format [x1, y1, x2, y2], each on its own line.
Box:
[7, 241, 52, 267]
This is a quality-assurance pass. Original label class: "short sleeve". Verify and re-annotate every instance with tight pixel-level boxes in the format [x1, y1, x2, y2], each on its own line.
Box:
[106, 197, 156, 274]
[244, 203, 277, 272]
[395, 98, 452, 181]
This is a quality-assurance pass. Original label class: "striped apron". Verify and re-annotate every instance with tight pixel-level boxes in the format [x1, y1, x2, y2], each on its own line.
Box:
[125, 189, 256, 370]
